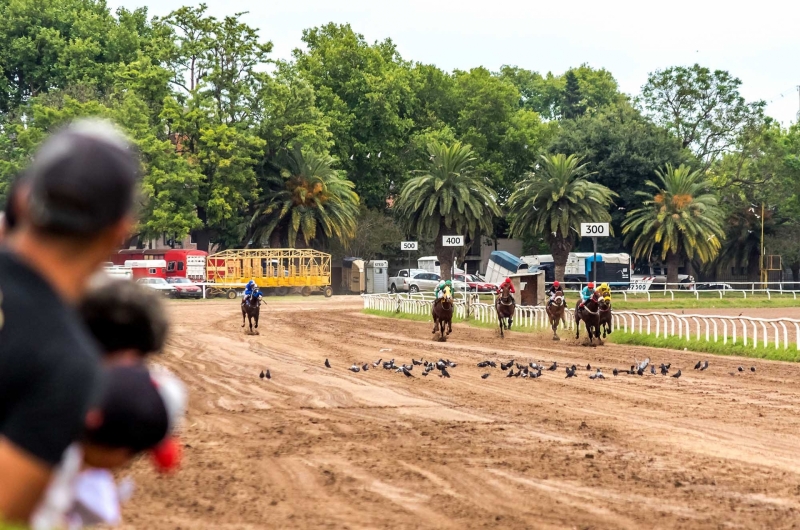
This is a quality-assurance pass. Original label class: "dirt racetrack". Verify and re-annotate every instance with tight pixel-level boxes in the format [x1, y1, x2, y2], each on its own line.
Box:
[121, 297, 800, 530]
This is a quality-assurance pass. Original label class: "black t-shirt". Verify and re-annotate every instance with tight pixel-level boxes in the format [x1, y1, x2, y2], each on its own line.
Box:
[0, 250, 102, 466]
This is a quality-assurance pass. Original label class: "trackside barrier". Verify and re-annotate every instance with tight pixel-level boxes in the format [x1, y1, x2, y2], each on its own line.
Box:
[362, 294, 800, 350]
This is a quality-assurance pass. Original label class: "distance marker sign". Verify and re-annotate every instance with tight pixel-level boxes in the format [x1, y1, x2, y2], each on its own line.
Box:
[580, 223, 609, 237]
[442, 235, 464, 247]
[401, 241, 418, 251]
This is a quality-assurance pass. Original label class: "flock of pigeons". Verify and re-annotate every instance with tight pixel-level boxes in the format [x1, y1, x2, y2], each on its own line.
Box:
[257, 357, 757, 382]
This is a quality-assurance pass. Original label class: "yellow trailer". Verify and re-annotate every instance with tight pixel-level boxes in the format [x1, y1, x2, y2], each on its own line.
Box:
[206, 249, 332, 298]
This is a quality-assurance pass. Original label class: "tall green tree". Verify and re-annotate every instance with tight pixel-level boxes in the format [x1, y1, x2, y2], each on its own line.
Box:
[395, 141, 501, 279]
[548, 103, 692, 250]
[507, 154, 617, 281]
[0, 0, 153, 112]
[562, 70, 584, 119]
[159, 5, 270, 250]
[499, 64, 624, 120]
[294, 23, 416, 208]
[622, 164, 725, 285]
[639, 64, 765, 164]
[248, 147, 359, 248]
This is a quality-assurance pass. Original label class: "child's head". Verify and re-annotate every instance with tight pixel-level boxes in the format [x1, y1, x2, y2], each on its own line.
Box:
[82, 365, 186, 471]
[79, 280, 168, 365]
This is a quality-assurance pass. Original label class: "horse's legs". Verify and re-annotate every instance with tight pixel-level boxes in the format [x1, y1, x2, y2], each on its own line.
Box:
[498, 316, 504, 338]
[242, 308, 246, 328]
[254, 311, 259, 329]
[432, 317, 438, 334]
[446, 319, 452, 336]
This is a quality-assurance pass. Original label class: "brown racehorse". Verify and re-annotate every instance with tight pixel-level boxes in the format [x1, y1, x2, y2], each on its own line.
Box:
[495, 283, 515, 338]
[241, 291, 262, 334]
[546, 288, 567, 340]
[432, 285, 454, 341]
[575, 293, 602, 345]
[598, 296, 612, 338]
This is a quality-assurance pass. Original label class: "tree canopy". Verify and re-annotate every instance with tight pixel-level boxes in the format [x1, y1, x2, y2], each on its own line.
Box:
[0, 0, 797, 277]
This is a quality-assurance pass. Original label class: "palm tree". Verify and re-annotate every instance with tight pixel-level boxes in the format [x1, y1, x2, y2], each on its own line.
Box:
[396, 141, 501, 280]
[249, 147, 359, 248]
[507, 154, 617, 282]
[622, 163, 725, 286]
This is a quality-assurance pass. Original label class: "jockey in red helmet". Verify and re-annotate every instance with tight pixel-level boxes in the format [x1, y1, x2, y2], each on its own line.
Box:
[547, 280, 562, 306]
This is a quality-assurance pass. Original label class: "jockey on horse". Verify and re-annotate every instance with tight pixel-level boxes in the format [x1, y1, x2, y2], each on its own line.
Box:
[243, 279, 262, 305]
[434, 279, 454, 306]
[579, 281, 596, 310]
[496, 277, 515, 302]
[547, 280, 563, 306]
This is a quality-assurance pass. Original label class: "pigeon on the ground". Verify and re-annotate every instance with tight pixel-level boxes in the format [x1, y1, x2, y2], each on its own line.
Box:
[259, 371, 265, 379]
[638, 358, 650, 371]
[612, 368, 619, 376]
[440, 367, 451, 378]
[589, 369, 605, 380]
[506, 369, 514, 378]
[481, 373, 490, 379]
[694, 361, 702, 370]
[738, 366, 743, 372]
[401, 366, 414, 378]
[325, 359, 331, 368]
[700, 360, 709, 371]
[422, 371, 429, 377]
[372, 358, 382, 367]
[265, 369, 271, 380]
[448, 361, 457, 368]
[412, 358, 423, 366]
[362, 363, 369, 371]
[664, 363, 671, 370]
[565, 366, 577, 378]
[586, 364, 591, 371]
[650, 364, 656, 375]
[514, 370, 522, 378]
[750, 366, 756, 372]
[488, 361, 497, 368]
[548, 362, 558, 371]
[660, 365, 669, 376]
[500, 361, 511, 371]
[349, 364, 360, 373]
[637, 367, 644, 376]
[672, 369, 682, 379]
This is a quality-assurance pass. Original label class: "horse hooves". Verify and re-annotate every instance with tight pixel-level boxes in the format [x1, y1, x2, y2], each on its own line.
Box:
[552, 336, 560, 341]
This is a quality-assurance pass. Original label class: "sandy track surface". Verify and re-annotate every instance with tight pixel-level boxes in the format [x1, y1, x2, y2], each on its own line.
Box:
[122, 298, 800, 529]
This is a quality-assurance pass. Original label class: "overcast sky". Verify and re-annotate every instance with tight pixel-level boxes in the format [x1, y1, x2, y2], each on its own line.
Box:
[108, 0, 800, 126]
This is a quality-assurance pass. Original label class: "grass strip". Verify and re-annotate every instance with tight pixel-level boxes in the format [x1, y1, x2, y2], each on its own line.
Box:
[364, 308, 800, 362]
[606, 331, 800, 362]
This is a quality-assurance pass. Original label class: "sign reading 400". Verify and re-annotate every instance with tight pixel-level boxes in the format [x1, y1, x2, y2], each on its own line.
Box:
[442, 235, 464, 247]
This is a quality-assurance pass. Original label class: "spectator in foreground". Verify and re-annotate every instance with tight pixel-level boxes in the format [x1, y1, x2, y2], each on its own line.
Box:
[31, 281, 183, 529]
[0, 119, 140, 524]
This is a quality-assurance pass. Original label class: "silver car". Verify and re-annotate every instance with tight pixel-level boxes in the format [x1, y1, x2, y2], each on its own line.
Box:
[407, 273, 468, 293]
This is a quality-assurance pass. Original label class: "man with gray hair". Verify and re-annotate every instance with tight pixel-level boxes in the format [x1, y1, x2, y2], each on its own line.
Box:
[0, 119, 141, 523]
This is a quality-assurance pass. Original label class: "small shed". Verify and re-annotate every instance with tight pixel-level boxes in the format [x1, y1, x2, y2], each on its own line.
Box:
[365, 260, 389, 293]
[509, 270, 545, 306]
[342, 257, 365, 293]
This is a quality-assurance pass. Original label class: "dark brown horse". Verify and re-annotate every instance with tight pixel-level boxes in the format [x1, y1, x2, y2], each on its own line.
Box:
[598, 296, 612, 338]
[575, 293, 602, 345]
[432, 285, 454, 341]
[241, 291, 262, 334]
[546, 288, 567, 340]
[495, 283, 515, 338]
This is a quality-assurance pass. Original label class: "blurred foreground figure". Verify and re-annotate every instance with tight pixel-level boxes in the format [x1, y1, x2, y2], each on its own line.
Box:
[0, 119, 140, 524]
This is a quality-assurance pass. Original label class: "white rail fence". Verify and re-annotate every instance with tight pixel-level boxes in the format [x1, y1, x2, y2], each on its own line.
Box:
[362, 293, 800, 351]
